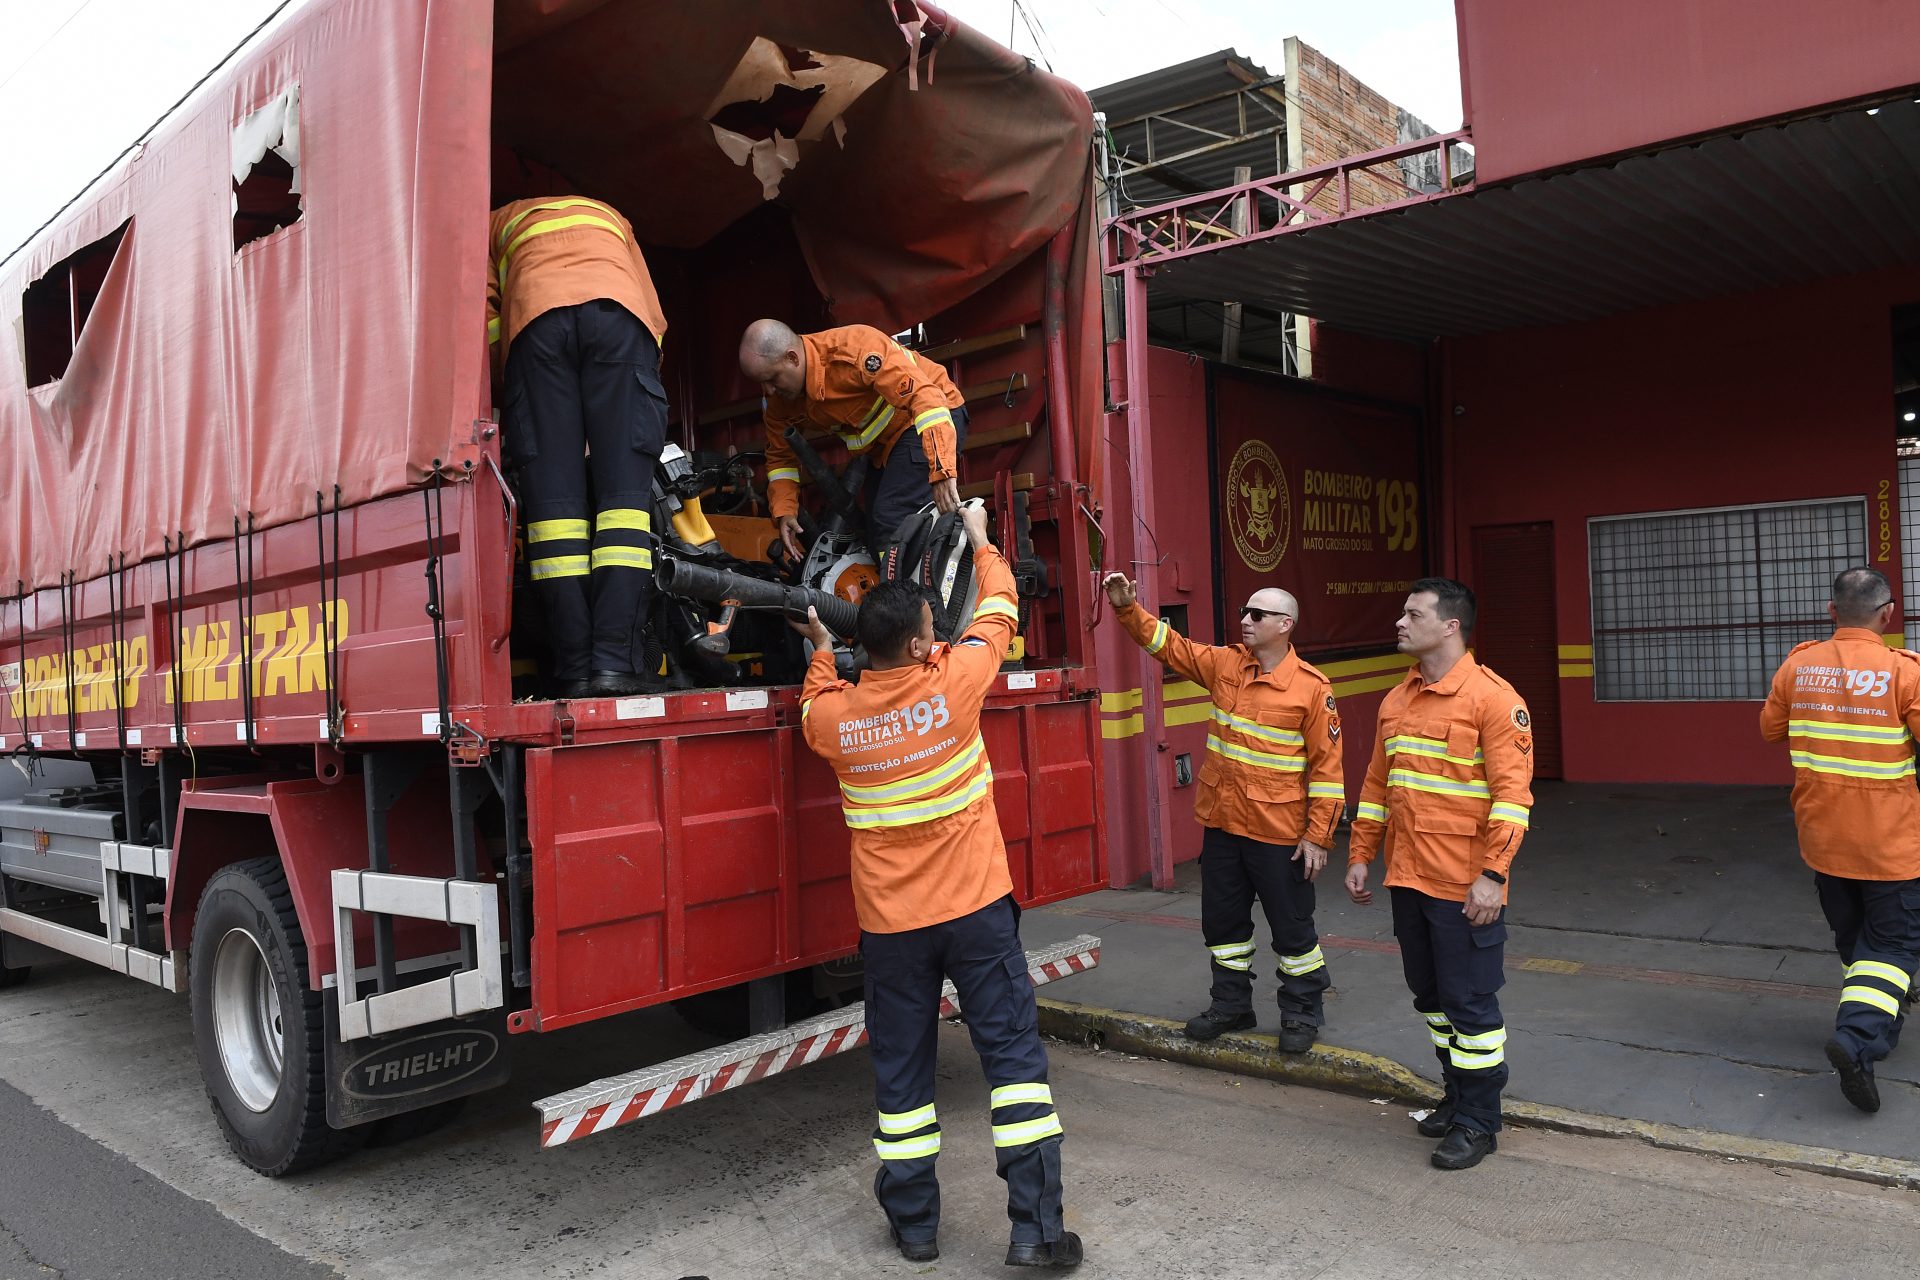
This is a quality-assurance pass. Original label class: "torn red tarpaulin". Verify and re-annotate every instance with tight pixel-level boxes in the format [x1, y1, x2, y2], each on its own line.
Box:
[0, 0, 1099, 592]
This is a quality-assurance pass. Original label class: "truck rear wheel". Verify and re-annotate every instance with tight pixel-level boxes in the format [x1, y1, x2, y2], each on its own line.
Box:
[189, 857, 363, 1176]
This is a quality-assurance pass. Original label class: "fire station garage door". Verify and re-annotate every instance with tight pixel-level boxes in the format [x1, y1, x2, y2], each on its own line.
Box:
[1472, 522, 1563, 778]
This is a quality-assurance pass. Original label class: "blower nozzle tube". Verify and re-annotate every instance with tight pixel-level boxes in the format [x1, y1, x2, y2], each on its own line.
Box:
[656, 556, 861, 638]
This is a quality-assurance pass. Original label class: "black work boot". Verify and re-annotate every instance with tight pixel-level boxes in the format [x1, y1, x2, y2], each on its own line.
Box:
[1183, 1007, 1256, 1041]
[1416, 1101, 1455, 1139]
[1277, 1020, 1317, 1054]
[588, 669, 666, 696]
[890, 1228, 938, 1263]
[1827, 1039, 1881, 1114]
[1006, 1232, 1084, 1269]
[1430, 1125, 1497, 1170]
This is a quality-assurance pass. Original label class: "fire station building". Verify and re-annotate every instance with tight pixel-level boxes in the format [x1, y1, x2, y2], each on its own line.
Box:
[1095, 0, 1920, 887]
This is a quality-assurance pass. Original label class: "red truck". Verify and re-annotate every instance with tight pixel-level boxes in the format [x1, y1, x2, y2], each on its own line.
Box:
[0, 0, 1110, 1175]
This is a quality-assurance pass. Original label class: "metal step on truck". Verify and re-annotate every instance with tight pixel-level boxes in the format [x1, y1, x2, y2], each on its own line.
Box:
[0, 0, 1113, 1176]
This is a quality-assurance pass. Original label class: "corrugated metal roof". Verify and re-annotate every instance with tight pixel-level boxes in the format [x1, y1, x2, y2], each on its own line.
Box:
[1090, 50, 1290, 209]
[1130, 96, 1920, 344]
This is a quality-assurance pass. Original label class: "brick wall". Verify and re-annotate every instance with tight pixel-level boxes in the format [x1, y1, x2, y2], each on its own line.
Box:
[1284, 37, 1440, 215]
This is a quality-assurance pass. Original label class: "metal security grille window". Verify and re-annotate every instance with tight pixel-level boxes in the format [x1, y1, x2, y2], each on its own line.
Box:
[1900, 450, 1920, 644]
[1588, 499, 1866, 701]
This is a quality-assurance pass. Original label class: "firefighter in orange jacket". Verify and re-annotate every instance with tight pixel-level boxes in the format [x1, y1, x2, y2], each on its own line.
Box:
[1345, 578, 1533, 1171]
[797, 503, 1082, 1271]
[1761, 567, 1920, 1115]
[1105, 573, 1344, 1053]
[739, 320, 967, 558]
[488, 196, 669, 698]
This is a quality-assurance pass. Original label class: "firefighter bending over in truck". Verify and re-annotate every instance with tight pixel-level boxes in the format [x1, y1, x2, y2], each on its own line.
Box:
[1346, 578, 1534, 1171]
[739, 320, 968, 559]
[488, 196, 668, 698]
[796, 504, 1083, 1271]
[1105, 573, 1344, 1052]
[1761, 567, 1920, 1115]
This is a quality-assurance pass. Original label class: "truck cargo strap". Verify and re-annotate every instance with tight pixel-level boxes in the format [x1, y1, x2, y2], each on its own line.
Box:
[330, 870, 503, 1041]
[534, 933, 1101, 1149]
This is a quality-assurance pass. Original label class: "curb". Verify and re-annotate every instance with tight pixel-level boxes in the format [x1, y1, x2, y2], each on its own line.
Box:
[1035, 997, 1920, 1192]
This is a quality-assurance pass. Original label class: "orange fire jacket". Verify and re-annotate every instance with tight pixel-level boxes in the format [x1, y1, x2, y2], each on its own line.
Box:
[485, 197, 668, 364]
[799, 547, 1022, 934]
[1115, 603, 1345, 847]
[763, 326, 964, 520]
[1347, 653, 1535, 904]
[1760, 627, 1920, 881]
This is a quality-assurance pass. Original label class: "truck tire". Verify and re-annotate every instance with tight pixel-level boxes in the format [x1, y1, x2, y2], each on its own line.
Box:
[189, 857, 364, 1177]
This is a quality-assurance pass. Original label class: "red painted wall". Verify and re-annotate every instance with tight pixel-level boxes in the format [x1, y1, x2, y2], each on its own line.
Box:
[1096, 345, 1215, 885]
[1456, 0, 1920, 183]
[1446, 267, 1920, 783]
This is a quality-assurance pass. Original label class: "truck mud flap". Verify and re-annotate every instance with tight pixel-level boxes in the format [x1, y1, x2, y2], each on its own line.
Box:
[534, 933, 1101, 1149]
[324, 1002, 511, 1129]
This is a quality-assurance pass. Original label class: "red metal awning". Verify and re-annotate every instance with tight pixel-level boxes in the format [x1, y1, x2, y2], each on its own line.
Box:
[1107, 94, 1920, 343]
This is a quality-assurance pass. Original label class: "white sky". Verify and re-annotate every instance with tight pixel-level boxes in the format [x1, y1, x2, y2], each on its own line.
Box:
[0, 0, 1461, 266]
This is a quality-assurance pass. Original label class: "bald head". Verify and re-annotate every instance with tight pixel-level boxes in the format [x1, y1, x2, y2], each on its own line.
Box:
[740, 319, 807, 397]
[1248, 587, 1298, 619]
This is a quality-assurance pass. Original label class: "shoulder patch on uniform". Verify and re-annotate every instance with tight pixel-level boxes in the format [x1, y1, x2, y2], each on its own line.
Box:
[1510, 705, 1531, 732]
[864, 353, 883, 373]
[1325, 692, 1337, 712]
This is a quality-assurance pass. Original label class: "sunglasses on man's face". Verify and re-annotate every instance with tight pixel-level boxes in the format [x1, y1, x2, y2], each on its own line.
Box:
[1241, 607, 1287, 622]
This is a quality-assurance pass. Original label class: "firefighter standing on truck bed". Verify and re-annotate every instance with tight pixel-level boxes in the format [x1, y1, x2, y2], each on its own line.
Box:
[1761, 566, 1920, 1115]
[487, 195, 668, 699]
[1345, 577, 1533, 1172]
[738, 320, 968, 557]
[1103, 572, 1344, 1053]
[796, 503, 1082, 1271]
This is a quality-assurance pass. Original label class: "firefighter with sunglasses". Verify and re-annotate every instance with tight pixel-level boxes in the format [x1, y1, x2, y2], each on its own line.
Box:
[1105, 573, 1345, 1053]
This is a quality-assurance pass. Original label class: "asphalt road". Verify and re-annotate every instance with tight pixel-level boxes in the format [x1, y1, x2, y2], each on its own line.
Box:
[5, 960, 1920, 1279]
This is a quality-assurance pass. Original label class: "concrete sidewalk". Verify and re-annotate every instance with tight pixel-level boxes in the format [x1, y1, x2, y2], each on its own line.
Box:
[1023, 781, 1920, 1184]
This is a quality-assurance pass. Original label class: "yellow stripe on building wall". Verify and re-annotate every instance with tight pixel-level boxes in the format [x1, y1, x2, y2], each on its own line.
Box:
[1316, 651, 1408, 678]
[1886, 632, 1908, 647]
[1101, 713, 1144, 740]
[1558, 643, 1592, 659]
[1165, 701, 1214, 727]
[1164, 680, 1208, 702]
[1559, 641, 1594, 679]
[1100, 689, 1143, 713]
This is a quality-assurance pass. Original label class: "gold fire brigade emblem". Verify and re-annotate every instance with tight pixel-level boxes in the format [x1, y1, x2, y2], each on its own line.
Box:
[1226, 439, 1289, 573]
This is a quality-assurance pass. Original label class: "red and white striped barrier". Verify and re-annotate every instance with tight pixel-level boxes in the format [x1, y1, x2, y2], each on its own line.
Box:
[535, 933, 1101, 1148]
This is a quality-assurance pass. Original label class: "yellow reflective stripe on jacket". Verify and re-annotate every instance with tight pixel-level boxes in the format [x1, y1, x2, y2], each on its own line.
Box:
[767, 467, 801, 484]
[591, 547, 653, 571]
[877, 1103, 937, 1135]
[1386, 768, 1491, 798]
[494, 198, 625, 276]
[1213, 706, 1306, 748]
[841, 737, 985, 804]
[1489, 801, 1531, 828]
[596, 508, 651, 532]
[1145, 619, 1170, 655]
[528, 518, 590, 542]
[991, 1114, 1063, 1147]
[838, 396, 895, 449]
[487, 316, 500, 344]
[842, 769, 992, 830]
[1847, 959, 1911, 991]
[530, 555, 591, 580]
[974, 597, 1020, 623]
[1841, 985, 1902, 1016]
[989, 1083, 1053, 1109]
[1308, 782, 1346, 799]
[913, 406, 954, 433]
[1355, 800, 1388, 823]
[1787, 718, 1912, 745]
[873, 1132, 942, 1160]
[1385, 734, 1484, 767]
[1206, 734, 1308, 772]
[1788, 750, 1918, 780]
